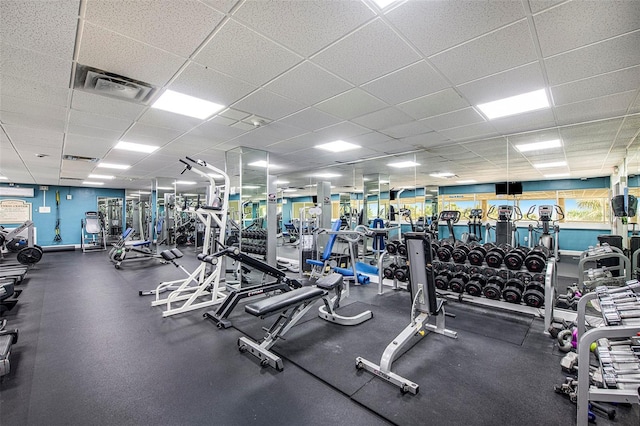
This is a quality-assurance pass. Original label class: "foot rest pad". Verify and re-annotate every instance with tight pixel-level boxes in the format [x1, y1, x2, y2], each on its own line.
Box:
[315, 273, 343, 290]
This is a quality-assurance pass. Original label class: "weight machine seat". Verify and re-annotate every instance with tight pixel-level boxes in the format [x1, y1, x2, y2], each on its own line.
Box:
[245, 287, 327, 318]
[314, 273, 343, 291]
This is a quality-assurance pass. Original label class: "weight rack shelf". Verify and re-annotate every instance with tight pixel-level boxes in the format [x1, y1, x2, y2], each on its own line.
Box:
[575, 281, 640, 425]
[577, 245, 631, 286]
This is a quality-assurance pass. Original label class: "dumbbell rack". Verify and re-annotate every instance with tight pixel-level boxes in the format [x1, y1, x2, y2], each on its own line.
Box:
[240, 229, 267, 257]
[377, 248, 408, 294]
[578, 245, 631, 287]
[575, 281, 640, 425]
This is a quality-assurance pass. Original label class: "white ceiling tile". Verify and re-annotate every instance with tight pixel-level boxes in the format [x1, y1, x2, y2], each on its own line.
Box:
[438, 121, 499, 142]
[1, 43, 72, 88]
[421, 108, 485, 131]
[399, 132, 450, 149]
[348, 132, 393, 147]
[67, 123, 123, 141]
[231, 89, 304, 121]
[380, 121, 434, 139]
[529, 0, 565, 14]
[169, 62, 257, 107]
[351, 108, 414, 131]
[233, 0, 374, 57]
[64, 134, 113, 159]
[430, 20, 537, 85]
[545, 31, 640, 85]
[397, 88, 470, 120]
[194, 19, 302, 86]
[312, 19, 420, 85]
[1, 95, 68, 121]
[190, 120, 249, 142]
[1, 75, 70, 107]
[551, 65, 640, 106]
[137, 109, 202, 132]
[278, 108, 342, 132]
[315, 88, 387, 120]
[310, 122, 370, 143]
[0, 0, 79, 59]
[554, 90, 638, 125]
[457, 62, 546, 105]
[69, 109, 132, 132]
[199, 0, 238, 13]
[361, 61, 450, 105]
[534, 0, 640, 57]
[123, 123, 184, 145]
[264, 61, 352, 105]
[78, 23, 185, 87]
[71, 90, 146, 120]
[386, 0, 525, 56]
[85, 0, 224, 57]
[1, 111, 66, 133]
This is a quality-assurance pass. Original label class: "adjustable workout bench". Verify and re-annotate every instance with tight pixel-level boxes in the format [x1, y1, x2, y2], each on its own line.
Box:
[238, 273, 372, 371]
[204, 246, 303, 329]
[0, 326, 18, 377]
[355, 232, 457, 394]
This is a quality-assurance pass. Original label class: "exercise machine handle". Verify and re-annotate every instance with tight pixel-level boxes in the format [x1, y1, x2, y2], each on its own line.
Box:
[487, 205, 497, 221]
[526, 205, 536, 220]
[555, 205, 565, 221]
[179, 158, 191, 174]
[512, 206, 523, 221]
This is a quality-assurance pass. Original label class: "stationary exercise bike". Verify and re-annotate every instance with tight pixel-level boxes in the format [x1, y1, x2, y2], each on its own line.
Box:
[527, 204, 564, 259]
[460, 208, 483, 243]
[487, 205, 522, 246]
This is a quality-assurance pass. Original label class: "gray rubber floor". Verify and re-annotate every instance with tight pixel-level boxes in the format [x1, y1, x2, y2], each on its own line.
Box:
[1, 249, 638, 425]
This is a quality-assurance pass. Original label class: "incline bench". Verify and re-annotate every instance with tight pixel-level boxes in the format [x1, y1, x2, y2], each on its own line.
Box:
[238, 273, 372, 371]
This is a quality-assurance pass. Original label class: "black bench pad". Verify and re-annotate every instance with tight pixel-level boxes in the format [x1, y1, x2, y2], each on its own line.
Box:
[315, 273, 343, 291]
[245, 287, 326, 317]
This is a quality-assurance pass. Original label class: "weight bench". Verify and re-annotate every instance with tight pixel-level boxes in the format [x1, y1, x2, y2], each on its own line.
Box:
[238, 273, 372, 371]
[1, 279, 21, 315]
[0, 327, 18, 377]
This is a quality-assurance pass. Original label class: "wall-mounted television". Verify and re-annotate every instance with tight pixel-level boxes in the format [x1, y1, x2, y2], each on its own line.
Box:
[495, 181, 523, 195]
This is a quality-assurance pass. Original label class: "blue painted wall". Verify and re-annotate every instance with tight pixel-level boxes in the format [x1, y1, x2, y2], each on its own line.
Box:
[439, 176, 611, 195]
[1, 184, 125, 246]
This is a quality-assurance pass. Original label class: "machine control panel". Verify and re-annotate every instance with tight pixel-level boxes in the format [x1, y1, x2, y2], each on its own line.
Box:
[539, 205, 553, 220]
[498, 205, 513, 221]
[439, 210, 461, 223]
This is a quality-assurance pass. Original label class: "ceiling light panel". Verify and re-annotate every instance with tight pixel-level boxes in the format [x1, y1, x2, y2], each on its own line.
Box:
[315, 140, 361, 152]
[114, 141, 159, 153]
[88, 174, 115, 179]
[388, 160, 420, 168]
[151, 90, 224, 119]
[534, 161, 567, 168]
[82, 181, 104, 185]
[97, 162, 130, 170]
[477, 89, 549, 120]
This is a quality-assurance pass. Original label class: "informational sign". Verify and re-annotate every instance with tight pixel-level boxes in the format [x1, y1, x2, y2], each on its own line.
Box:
[0, 199, 32, 223]
[268, 193, 276, 203]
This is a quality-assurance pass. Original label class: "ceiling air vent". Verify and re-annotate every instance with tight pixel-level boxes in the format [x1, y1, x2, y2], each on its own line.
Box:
[75, 65, 156, 104]
[62, 155, 100, 163]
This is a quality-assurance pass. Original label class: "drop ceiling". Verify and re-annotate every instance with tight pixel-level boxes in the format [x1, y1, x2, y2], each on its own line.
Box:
[0, 0, 639, 193]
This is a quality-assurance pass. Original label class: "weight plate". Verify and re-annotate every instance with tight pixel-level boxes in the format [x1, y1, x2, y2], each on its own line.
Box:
[17, 246, 43, 264]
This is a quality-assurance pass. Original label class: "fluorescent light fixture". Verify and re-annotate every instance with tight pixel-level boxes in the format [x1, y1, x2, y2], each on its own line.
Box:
[156, 186, 173, 190]
[534, 161, 567, 169]
[174, 180, 197, 185]
[241, 195, 251, 198]
[242, 185, 260, 189]
[457, 180, 477, 184]
[283, 188, 297, 193]
[138, 191, 151, 195]
[315, 140, 361, 153]
[151, 89, 224, 120]
[515, 139, 562, 153]
[477, 89, 549, 120]
[429, 189, 438, 192]
[0, 176, 8, 180]
[388, 161, 419, 168]
[97, 162, 130, 170]
[314, 172, 341, 178]
[88, 174, 115, 180]
[401, 186, 415, 189]
[182, 193, 199, 196]
[82, 181, 104, 186]
[275, 180, 289, 185]
[425, 194, 433, 197]
[430, 172, 455, 178]
[369, 189, 379, 192]
[544, 173, 570, 178]
[305, 184, 317, 188]
[373, 0, 399, 9]
[114, 141, 159, 153]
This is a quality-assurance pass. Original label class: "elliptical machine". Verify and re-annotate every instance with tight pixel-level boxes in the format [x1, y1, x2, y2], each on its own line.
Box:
[438, 210, 461, 242]
[487, 205, 522, 246]
[527, 204, 564, 259]
[461, 208, 483, 243]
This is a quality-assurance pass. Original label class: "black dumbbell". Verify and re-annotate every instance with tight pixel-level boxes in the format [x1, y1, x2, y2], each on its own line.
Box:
[394, 265, 410, 282]
[448, 272, 469, 293]
[483, 267, 497, 277]
[453, 264, 468, 273]
[523, 282, 545, 307]
[524, 246, 550, 273]
[485, 246, 506, 268]
[497, 269, 512, 280]
[483, 276, 506, 300]
[386, 241, 398, 255]
[451, 244, 470, 264]
[383, 263, 397, 279]
[397, 243, 408, 257]
[464, 273, 486, 296]
[515, 271, 532, 284]
[467, 245, 487, 266]
[504, 246, 530, 270]
[502, 278, 525, 304]
[435, 270, 452, 290]
[468, 265, 483, 275]
[437, 243, 454, 262]
[532, 273, 545, 283]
